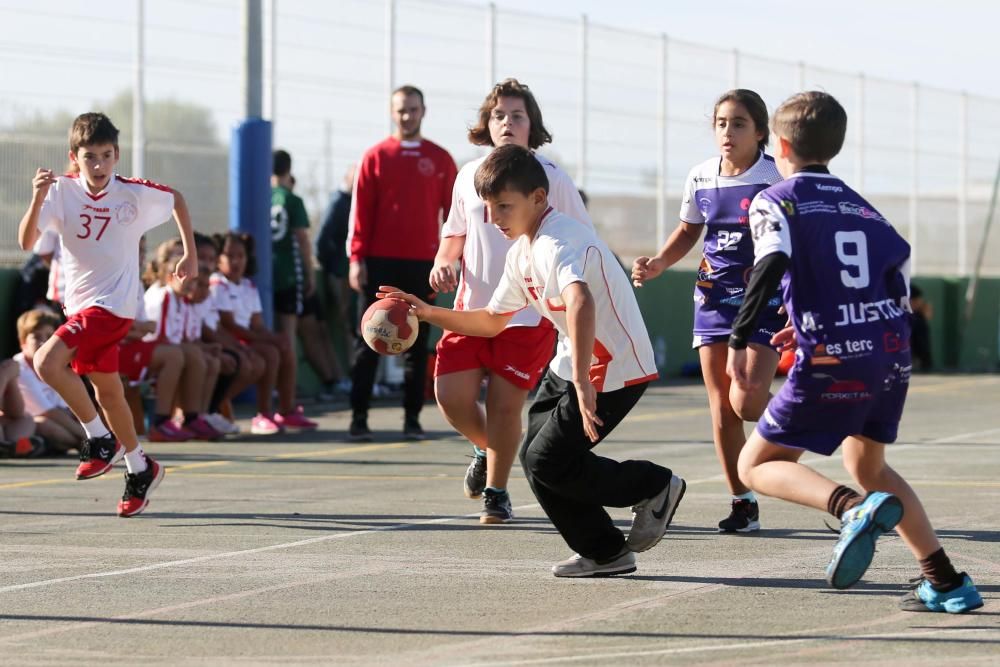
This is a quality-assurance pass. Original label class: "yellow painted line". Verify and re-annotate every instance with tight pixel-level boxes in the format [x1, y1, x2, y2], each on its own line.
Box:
[629, 407, 709, 423]
[179, 473, 463, 481]
[909, 376, 1000, 394]
[252, 442, 409, 461]
[166, 461, 232, 472]
[0, 478, 75, 491]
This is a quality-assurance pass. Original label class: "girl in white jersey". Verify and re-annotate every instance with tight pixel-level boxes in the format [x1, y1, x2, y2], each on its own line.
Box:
[212, 232, 318, 435]
[385, 145, 686, 577]
[632, 90, 786, 534]
[430, 78, 592, 524]
[143, 241, 223, 440]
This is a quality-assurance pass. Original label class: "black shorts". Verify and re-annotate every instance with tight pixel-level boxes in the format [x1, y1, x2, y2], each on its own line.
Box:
[273, 286, 322, 319]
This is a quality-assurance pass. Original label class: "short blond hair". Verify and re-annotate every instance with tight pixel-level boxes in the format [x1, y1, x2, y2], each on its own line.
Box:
[17, 309, 61, 346]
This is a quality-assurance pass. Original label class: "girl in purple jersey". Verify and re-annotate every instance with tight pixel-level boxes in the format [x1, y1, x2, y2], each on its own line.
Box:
[632, 90, 785, 533]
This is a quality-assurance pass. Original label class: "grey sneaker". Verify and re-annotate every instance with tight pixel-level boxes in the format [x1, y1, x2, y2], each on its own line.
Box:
[626, 474, 686, 552]
[403, 415, 425, 441]
[348, 416, 373, 443]
[463, 454, 487, 499]
[552, 550, 636, 578]
[480, 488, 513, 524]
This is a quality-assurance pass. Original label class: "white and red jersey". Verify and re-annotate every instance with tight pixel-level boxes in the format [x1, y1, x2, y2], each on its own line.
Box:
[210, 272, 262, 329]
[35, 173, 174, 318]
[33, 229, 65, 304]
[190, 298, 219, 334]
[487, 208, 658, 392]
[442, 153, 592, 328]
[14, 352, 68, 416]
[143, 282, 188, 345]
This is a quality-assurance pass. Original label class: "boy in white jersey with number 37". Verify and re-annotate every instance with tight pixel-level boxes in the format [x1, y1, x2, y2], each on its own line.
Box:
[382, 145, 685, 577]
[18, 113, 197, 517]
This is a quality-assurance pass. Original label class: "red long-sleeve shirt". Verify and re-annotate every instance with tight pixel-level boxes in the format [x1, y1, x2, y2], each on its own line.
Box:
[348, 136, 458, 263]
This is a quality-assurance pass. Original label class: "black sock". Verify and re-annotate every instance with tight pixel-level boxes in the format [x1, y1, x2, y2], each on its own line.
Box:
[827, 485, 863, 518]
[153, 414, 171, 427]
[209, 373, 235, 414]
[920, 548, 962, 590]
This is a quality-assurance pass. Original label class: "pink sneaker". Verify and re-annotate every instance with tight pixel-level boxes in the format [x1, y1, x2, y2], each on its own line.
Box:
[251, 413, 282, 435]
[274, 406, 318, 431]
[148, 420, 192, 443]
[184, 416, 223, 441]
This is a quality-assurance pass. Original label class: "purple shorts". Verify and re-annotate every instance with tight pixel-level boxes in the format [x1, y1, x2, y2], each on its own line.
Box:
[692, 301, 785, 352]
[756, 352, 911, 456]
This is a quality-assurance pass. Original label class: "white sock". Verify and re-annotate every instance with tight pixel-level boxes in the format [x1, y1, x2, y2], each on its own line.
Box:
[734, 491, 756, 502]
[82, 417, 110, 440]
[124, 446, 148, 475]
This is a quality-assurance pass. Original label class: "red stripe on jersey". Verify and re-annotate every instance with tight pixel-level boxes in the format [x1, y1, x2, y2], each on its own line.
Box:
[117, 175, 173, 193]
[589, 339, 613, 392]
[588, 245, 656, 381]
[157, 290, 170, 342]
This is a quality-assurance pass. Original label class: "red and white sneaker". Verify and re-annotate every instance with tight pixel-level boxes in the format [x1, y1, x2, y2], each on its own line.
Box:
[274, 406, 319, 431]
[117, 455, 165, 517]
[148, 420, 192, 443]
[75, 434, 125, 480]
[184, 416, 223, 441]
[250, 413, 282, 435]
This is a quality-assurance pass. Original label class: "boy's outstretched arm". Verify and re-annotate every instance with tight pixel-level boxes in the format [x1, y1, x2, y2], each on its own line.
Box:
[376, 285, 511, 338]
[19, 168, 57, 250]
[170, 188, 198, 284]
[563, 281, 603, 443]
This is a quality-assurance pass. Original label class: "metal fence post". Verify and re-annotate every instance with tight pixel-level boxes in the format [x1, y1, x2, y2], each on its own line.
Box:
[656, 33, 669, 246]
[958, 91, 969, 275]
[486, 2, 496, 88]
[385, 0, 397, 135]
[909, 82, 920, 274]
[855, 73, 865, 189]
[264, 0, 276, 121]
[243, 0, 263, 118]
[578, 13, 588, 189]
[132, 0, 145, 177]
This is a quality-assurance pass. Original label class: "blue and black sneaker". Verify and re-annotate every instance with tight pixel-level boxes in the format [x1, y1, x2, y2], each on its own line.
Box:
[900, 573, 984, 613]
[463, 452, 487, 500]
[825, 491, 904, 589]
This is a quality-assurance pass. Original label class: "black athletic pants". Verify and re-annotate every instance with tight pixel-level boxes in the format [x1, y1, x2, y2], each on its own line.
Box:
[520, 371, 672, 561]
[351, 257, 435, 419]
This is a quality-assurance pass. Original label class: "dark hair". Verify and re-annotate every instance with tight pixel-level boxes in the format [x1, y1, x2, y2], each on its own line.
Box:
[273, 149, 292, 177]
[214, 231, 257, 277]
[69, 112, 119, 152]
[474, 144, 549, 200]
[193, 231, 217, 253]
[772, 91, 847, 163]
[392, 84, 425, 106]
[467, 78, 552, 150]
[713, 89, 770, 153]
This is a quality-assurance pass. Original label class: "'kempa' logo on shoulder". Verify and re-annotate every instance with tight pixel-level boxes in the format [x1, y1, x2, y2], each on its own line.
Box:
[814, 183, 843, 192]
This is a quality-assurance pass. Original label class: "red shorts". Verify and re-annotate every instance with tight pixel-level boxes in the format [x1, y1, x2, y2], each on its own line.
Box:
[118, 339, 160, 382]
[55, 307, 133, 375]
[435, 324, 557, 390]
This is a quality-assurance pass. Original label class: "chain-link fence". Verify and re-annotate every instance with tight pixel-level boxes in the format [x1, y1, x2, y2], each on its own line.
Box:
[1, 0, 997, 276]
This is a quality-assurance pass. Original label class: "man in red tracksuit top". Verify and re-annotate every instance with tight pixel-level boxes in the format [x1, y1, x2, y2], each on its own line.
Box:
[347, 84, 458, 441]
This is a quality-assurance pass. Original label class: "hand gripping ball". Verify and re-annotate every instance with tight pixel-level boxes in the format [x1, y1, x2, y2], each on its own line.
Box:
[360, 298, 419, 355]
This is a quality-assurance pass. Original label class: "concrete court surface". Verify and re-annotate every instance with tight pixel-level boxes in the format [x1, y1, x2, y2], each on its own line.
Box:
[0, 374, 998, 666]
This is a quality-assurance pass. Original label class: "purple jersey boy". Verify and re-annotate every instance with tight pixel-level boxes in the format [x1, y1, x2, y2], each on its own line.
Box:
[680, 152, 784, 347]
[748, 166, 912, 455]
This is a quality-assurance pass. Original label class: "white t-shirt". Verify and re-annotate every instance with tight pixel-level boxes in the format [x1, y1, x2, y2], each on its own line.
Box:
[487, 208, 658, 392]
[210, 272, 262, 329]
[14, 352, 68, 415]
[143, 282, 188, 345]
[188, 298, 218, 335]
[441, 152, 592, 328]
[36, 173, 175, 319]
[33, 229, 65, 304]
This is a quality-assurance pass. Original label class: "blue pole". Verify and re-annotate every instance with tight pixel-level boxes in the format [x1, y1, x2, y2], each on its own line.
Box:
[229, 118, 274, 328]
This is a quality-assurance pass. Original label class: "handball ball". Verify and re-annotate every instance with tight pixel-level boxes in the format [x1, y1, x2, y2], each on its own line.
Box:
[361, 298, 419, 355]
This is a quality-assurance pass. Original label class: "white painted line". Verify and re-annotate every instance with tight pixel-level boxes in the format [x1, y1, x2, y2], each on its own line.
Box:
[0, 503, 540, 595]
